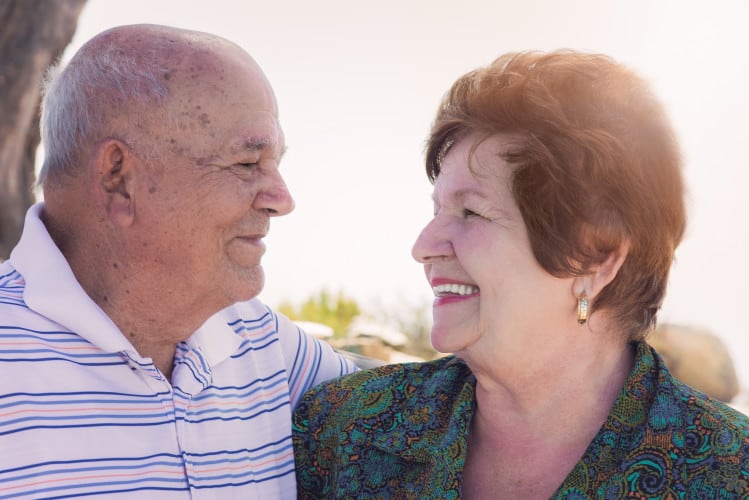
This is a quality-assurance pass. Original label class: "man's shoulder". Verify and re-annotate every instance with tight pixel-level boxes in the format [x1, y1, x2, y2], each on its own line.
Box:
[0, 263, 41, 326]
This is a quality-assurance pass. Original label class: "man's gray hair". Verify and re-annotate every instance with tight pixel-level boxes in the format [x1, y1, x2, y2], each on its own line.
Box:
[38, 45, 171, 187]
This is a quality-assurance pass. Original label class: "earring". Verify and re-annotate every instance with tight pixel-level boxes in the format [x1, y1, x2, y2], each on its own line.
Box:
[577, 293, 589, 325]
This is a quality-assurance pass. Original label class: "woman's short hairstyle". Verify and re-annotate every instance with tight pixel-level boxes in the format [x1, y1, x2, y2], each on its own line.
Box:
[426, 50, 686, 340]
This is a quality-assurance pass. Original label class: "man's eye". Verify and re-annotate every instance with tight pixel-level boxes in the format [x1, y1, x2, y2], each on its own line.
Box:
[237, 162, 258, 169]
[463, 209, 479, 217]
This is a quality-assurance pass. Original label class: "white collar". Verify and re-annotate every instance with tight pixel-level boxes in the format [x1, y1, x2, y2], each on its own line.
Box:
[10, 203, 244, 367]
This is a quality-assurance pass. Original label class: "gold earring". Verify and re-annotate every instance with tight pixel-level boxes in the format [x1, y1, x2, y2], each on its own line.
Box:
[577, 293, 589, 325]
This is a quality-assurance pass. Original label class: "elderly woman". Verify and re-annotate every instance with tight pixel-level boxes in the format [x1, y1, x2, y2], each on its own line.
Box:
[293, 51, 749, 498]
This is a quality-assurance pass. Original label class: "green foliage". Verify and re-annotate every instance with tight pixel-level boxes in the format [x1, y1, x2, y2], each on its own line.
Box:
[278, 289, 361, 339]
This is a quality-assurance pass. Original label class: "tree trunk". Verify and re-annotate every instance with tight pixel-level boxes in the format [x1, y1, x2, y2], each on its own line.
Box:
[0, 0, 87, 259]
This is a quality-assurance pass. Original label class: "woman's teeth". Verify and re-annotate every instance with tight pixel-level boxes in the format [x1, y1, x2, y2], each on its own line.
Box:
[433, 283, 479, 296]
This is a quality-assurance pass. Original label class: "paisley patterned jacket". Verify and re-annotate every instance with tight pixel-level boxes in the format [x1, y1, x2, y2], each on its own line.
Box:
[293, 342, 749, 499]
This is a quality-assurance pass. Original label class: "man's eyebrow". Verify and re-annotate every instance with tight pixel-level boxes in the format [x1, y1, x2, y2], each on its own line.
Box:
[240, 137, 287, 159]
[242, 137, 271, 150]
[195, 139, 287, 166]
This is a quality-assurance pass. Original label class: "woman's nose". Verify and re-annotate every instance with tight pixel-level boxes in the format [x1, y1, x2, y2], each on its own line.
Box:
[411, 216, 453, 263]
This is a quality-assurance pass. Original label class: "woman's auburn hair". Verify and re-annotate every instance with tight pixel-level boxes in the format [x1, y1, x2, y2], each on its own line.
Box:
[426, 50, 686, 340]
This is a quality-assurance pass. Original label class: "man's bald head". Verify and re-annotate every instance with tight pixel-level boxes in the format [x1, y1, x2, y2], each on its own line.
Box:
[38, 24, 271, 188]
[38, 24, 291, 325]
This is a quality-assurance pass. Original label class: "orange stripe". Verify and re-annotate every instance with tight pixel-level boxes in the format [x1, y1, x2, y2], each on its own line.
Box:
[0, 341, 100, 352]
[0, 467, 186, 493]
[1, 451, 295, 493]
[1, 385, 288, 418]
[187, 449, 294, 474]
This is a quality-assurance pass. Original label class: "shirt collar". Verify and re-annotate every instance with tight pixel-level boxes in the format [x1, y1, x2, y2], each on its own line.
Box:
[11, 203, 247, 369]
[11, 203, 135, 354]
[369, 357, 476, 463]
[185, 308, 245, 369]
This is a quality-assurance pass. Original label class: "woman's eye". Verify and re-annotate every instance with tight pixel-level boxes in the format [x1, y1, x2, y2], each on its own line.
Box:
[463, 209, 479, 218]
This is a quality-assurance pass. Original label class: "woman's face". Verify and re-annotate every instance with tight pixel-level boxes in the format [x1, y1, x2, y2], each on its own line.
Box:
[412, 134, 576, 363]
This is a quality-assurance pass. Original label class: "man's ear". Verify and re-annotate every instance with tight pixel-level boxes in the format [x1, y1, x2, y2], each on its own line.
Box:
[573, 241, 630, 300]
[91, 139, 138, 227]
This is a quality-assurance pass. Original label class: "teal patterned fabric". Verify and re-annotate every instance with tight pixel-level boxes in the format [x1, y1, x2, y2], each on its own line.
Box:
[293, 342, 749, 499]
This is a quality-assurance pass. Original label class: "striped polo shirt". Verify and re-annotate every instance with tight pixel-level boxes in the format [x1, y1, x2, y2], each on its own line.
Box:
[0, 204, 356, 499]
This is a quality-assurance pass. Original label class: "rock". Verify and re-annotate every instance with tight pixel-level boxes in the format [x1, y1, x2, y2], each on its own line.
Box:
[647, 324, 740, 403]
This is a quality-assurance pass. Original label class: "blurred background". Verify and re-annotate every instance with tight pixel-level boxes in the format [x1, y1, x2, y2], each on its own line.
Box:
[2, 0, 747, 410]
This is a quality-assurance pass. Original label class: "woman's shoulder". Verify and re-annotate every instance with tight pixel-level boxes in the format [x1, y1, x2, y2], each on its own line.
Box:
[297, 355, 473, 418]
[314, 355, 467, 392]
[644, 342, 749, 432]
[637, 342, 749, 471]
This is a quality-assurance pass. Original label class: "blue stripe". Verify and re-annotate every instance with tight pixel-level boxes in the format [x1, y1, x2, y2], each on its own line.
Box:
[0, 325, 82, 340]
[187, 467, 294, 489]
[0, 395, 172, 411]
[0, 299, 25, 308]
[0, 269, 19, 281]
[182, 378, 287, 408]
[0, 388, 171, 401]
[287, 326, 308, 393]
[183, 436, 291, 458]
[241, 315, 274, 331]
[306, 338, 324, 388]
[188, 458, 295, 485]
[1, 409, 175, 428]
[0, 348, 122, 360]
[2, 479, 190, 500]
[0, 452, 184, 474]
[31, 485, 191, 500]
[195, 369, 286, 394]
[0, 419, 176, 437]
[246, 329, 277, 346]
[230, 336, 280, 359]
[182, 391, 288, 419]
[119, 355, 156, 368]
[4, 459, 186, 484]
[175, 356, 210, 388]
[0, 301, 31, 310]
[0, 357, 125, 366]
[185, 446, 292, 469]
[226, 309, 272, 328]
[179, 399, 289, 424]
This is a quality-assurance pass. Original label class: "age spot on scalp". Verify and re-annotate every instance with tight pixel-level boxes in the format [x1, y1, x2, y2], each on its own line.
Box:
[198, 113, 211, 127]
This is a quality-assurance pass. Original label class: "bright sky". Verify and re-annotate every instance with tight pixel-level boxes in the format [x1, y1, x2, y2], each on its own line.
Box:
[64, 0, 749, 394]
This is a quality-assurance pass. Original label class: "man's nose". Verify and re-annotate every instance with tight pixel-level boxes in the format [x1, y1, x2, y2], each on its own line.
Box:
[254, 169, 295, 216]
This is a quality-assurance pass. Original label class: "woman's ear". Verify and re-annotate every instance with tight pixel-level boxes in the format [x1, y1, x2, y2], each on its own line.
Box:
[574, 240, 631, 300]
[90, 139, 138, 227]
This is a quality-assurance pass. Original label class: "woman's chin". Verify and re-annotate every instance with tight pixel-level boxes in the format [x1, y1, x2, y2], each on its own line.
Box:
[430, 328, 468, 354]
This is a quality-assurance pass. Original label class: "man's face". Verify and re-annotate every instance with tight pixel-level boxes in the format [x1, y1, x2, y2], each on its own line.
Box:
[133, 45, 293, 314]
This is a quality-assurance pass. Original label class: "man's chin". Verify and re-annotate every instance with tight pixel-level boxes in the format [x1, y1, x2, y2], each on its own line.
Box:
[232, 267, 265, 302]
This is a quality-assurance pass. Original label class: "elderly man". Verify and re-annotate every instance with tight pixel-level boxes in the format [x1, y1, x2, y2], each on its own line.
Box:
[0, 24, 355, 498]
